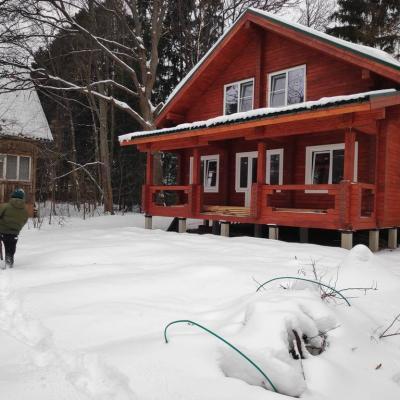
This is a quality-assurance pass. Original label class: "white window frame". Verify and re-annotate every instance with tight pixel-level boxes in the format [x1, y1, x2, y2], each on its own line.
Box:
[0, 154, 31, 182]
[189, 155, 220, 193]
[305, 143, 358, 193]
[266, 148, 284, 185]
[267, 65, 306, 108]
[235, 151, 258, 192]
[223, 78, 255, 115]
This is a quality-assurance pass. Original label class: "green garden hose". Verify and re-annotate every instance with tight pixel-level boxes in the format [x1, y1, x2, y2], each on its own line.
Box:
[164, 319, 278, 393]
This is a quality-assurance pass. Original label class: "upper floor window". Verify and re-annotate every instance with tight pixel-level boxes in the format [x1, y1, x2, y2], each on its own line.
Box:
[0, 154, 31, 181]
[224, 78, 254, 115]
[268, 65, 306, 107]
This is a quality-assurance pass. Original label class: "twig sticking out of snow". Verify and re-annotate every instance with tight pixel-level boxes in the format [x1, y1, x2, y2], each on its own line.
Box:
[256, 276, 351, 306]
[379, 313, 400, 339]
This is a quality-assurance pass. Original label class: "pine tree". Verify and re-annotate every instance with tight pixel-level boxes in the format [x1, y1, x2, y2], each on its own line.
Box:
[328, 0, 400, 58]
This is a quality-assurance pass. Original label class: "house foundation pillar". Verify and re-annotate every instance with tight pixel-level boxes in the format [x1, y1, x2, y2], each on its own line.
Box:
[369, 229, 380, 252]
[254, 224, 263, 238]
[268, 225, 279, 240]
[388, 228, 398, 250]
[341, 231, 353, 250]
[178, 218, 187, 233]
[144, 215, 152, 230]
[299, 228, 309, 243]
[212, 221, 220, 235]
[220, 222, 230, 237]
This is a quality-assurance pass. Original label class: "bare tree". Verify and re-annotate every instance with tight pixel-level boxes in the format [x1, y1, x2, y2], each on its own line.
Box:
[223, 0, 300, 26]
[298, 0, 336, 30]
[0, 0, 169, 212]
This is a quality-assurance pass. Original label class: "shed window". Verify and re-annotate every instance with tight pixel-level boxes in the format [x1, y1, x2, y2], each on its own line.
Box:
[0, 154, 31, 181]
[269, 65, 306, 107]
[224, 79, 254, 115]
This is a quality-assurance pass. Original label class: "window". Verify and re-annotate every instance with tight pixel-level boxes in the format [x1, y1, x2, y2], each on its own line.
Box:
[268, 65, 306, 107]
[0, 154, 31, 181]
[189, 155, 220, 192]
[266, 149, 284, 185]
[224, 79, 254, 115]
[305, 143, 358, 188]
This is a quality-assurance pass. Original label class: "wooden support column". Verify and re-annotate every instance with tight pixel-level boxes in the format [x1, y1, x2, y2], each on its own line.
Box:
[146, 150, 154, 185]
[192, 148, 201, 185]
[257, 141, 267, 184]
[344, 128, 356, 182]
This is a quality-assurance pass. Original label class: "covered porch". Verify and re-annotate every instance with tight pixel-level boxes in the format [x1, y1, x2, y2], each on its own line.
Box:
[119, 90, 400, 249]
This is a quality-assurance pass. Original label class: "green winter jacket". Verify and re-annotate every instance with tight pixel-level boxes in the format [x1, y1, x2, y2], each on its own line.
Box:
[0, 198, 29, 235]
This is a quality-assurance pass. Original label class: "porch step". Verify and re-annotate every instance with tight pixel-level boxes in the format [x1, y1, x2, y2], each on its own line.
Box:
[202, 205, 251, 217]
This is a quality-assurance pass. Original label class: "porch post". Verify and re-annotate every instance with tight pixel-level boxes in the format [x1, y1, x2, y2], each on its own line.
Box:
[257, 142, 266, 184]
[192, 148, 201, 185]
[143, 151, 154, 227]
[344, 128, 356, 182]
[146, 150, 154, 185]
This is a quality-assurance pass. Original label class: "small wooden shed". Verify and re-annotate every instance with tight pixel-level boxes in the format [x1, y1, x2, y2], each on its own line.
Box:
[0, 85, 53, 214]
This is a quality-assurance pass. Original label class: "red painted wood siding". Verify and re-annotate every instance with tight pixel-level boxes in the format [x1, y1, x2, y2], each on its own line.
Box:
[179, 30, 396, 124]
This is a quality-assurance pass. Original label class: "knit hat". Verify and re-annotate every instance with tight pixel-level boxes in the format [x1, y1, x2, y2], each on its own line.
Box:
[11, 188, 25, 200]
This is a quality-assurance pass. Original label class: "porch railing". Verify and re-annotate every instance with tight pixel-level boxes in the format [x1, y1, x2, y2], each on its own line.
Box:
[142, 184, 202, 218]
[251, 182, 376, 230]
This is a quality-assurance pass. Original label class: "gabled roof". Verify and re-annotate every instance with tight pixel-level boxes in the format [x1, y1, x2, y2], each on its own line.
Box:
[120, 89, 398, 144]
[156, 8, 400, 126]
[0, 82, 53, 142]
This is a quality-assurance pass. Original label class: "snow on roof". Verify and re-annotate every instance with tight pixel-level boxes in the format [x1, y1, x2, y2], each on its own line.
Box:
[0, 84, 53, 141]
[119, 89, 397, 142]
[158, 8, 400, 118]
[251, 8, 400, 70]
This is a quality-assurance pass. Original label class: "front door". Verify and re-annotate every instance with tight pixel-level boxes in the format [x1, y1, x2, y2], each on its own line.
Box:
[235, 151, 258, 207]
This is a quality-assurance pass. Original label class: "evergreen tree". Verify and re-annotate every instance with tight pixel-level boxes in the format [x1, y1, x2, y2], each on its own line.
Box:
[328, 0, 400, 58]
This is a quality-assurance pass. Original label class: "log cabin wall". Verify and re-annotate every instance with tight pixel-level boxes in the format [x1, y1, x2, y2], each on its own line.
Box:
[377, 106, 400, 227]
[0, 138, 37, 214]
[182, 29, 397, 125]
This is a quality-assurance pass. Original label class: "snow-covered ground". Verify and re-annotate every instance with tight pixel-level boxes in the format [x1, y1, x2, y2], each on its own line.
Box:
[1, 214, 400, 400]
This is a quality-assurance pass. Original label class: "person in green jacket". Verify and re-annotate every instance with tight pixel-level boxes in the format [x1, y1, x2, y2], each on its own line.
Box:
[0, 188, 29, 268]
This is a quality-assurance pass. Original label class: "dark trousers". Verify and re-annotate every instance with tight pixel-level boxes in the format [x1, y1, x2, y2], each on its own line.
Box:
[0, 234, 18, 265]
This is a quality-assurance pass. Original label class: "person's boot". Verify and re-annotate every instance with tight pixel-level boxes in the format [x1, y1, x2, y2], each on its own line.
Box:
[5, 255, 13, 268]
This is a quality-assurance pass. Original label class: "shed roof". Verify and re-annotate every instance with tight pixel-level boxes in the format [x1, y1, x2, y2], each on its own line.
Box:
[0, 84, 53, 142]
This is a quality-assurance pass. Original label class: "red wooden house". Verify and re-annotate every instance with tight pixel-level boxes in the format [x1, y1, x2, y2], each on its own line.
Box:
[119, 8, 400, 250]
